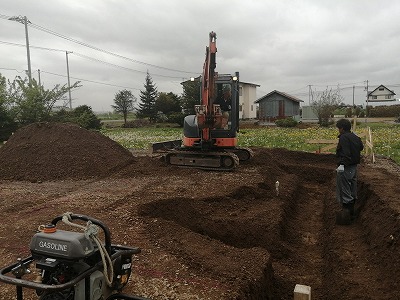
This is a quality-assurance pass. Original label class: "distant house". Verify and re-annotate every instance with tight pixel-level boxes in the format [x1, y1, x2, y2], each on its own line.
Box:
[238, 81, 260, 119]
[368, 85, 396, 102]
[255, 90, 303, 121]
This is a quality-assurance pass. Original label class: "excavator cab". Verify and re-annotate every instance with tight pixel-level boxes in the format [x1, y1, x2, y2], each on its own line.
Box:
[182, 73, 239, 150]
[213, 75, 240, 132]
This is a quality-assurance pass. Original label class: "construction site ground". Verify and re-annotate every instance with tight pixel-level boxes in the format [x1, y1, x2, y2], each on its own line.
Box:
[0, 122, 399, 299]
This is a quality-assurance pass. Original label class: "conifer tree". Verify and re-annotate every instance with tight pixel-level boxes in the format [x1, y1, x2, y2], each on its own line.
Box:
[136, 72, 158, 121]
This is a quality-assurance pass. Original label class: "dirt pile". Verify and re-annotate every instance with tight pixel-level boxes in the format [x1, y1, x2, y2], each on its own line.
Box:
[0, 122, 135, 181]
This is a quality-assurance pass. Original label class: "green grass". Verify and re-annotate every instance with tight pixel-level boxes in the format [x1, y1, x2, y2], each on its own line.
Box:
[102, 124, 400, 164]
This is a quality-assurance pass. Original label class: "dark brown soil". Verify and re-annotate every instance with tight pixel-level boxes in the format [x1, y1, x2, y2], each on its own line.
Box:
[0, 122, 399, 299]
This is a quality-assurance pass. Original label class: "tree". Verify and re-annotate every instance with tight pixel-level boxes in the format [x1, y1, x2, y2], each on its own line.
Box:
[311, 87, 344, 126]
[7, 76, 80, 125]
[111, 89, 136, 126]
[155, 92, 181, 115]
[0, 73, 17, 141]
[181, 79, 200, 115]
[136, 72, 158, 121]
[51, 105, 101, 129]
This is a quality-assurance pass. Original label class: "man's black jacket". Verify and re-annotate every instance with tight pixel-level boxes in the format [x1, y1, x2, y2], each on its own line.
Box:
[336, 131, 364, 166]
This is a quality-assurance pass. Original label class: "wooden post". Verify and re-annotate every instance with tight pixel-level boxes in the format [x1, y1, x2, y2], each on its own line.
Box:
[367, 127, 375, 163]
[294, 284, 311, 300]
[353, 116, 357, 132]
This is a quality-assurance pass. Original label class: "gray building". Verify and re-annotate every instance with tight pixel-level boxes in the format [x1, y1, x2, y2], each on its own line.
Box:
[255, 90, 303, 121]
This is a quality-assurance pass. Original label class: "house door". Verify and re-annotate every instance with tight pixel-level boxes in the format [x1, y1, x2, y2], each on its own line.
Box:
[278, 100, 285, 118]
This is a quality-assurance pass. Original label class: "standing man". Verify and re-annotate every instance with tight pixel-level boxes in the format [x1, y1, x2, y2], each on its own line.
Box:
[335, 118, 364, 222]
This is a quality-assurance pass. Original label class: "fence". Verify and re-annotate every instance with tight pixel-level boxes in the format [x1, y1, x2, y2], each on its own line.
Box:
[306, 121, 375, 163]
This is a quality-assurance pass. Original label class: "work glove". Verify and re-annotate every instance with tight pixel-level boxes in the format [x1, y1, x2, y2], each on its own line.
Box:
[336, 165, 344, 173]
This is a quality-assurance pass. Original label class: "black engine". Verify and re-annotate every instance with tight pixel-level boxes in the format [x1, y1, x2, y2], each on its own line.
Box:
[0, 213, 147, 300]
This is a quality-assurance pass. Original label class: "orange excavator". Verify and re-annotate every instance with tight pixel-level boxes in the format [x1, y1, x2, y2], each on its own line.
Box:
[152, 31, 252, 170]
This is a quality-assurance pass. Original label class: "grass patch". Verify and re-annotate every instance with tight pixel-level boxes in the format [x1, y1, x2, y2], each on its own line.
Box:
[102, 124, 400, 164]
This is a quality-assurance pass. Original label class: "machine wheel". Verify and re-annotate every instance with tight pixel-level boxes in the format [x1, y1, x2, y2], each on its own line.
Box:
[222, 156, 235, 168]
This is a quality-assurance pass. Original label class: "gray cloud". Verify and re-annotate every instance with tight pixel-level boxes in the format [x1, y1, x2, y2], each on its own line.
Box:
[1, 0, 400, 111]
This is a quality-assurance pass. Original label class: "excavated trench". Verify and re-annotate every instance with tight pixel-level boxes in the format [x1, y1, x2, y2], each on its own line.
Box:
[139, 161, 400, 299]
[1, 123, 399, 299]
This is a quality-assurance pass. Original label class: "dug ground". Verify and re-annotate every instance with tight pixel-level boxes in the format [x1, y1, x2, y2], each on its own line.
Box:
[0, 122, 399, 299]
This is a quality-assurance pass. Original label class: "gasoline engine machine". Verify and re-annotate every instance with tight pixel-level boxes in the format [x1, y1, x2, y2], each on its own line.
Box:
[0, 213, 149, 300]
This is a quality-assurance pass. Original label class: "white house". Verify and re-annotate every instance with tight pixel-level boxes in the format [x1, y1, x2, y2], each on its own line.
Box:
[239, 81, 260, 119]
[368, 85, 396, 102]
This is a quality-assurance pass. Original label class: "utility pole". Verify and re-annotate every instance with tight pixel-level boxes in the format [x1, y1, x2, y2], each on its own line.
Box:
[308, 85, 312, 105]
[38, 69, 41, 86]
[9, 16, 32, 85]
[365, 80, 369, 122]
[66, 51, 73, 109]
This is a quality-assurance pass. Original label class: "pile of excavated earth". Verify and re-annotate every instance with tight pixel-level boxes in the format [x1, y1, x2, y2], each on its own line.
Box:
[0, 122, 399, 299]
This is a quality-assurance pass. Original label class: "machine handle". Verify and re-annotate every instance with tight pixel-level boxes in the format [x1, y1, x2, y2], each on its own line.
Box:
[51, 213, 112, 255]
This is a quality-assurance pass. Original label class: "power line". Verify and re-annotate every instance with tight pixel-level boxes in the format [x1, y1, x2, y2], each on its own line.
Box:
[1, 66, 142, 90]
[72, 53, 188, 79]
[40, 70, 142, 90]
[0, 39, 194, 80]
[0, 40, 66, 52]
[27, 22, 197, 75]
[2, 14, 198, 76]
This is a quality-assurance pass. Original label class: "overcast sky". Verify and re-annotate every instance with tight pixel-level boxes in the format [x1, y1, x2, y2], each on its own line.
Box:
[1, 0, 400, 112]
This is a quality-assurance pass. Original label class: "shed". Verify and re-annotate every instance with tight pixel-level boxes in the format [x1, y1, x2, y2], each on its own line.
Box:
[255, 90, 303, 121]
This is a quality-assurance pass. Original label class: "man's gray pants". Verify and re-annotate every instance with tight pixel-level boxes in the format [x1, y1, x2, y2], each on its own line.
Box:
[336, 165, 358, 205]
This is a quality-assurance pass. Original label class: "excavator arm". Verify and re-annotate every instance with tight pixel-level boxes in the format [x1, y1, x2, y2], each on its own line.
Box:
[195, 31, 223, 144]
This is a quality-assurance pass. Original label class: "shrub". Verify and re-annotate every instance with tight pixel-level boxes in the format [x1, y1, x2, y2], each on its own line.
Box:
[369, 105, 400, 117]
[124, 118, 151, 128]
[275, 117, 298, 127]
[51, 105, 101, 130]
[167, 112, 185, 127]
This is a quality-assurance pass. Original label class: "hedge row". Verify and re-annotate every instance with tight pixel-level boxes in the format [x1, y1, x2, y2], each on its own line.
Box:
[369, 104, 400, 117]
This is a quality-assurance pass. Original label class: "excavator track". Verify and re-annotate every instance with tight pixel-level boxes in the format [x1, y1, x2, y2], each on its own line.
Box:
[165, 150, 239, 171]
[226, 147, 254, 161]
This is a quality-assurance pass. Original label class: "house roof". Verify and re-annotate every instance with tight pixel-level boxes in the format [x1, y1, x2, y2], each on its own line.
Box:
[255, 90, 304, 103]
[180, 77, 260, 87]
[239, 81, 260, 87]
[368, 84, 396, 96]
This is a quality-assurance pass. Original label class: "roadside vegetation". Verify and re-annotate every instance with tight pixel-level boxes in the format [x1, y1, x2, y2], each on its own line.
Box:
[2, 72, 399, 164]
[102, 122, 400, 165]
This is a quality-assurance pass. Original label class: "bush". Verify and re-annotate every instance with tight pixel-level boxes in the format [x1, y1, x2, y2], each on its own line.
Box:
[275, 117, 298, 127]
[167, 112, 185, 127]
[369, 105, 400, 117]
[345, 108, 353, 117]
[124, 118, 151, 128]
[0, 108, 18, 141]
[51, 105, 102, 130]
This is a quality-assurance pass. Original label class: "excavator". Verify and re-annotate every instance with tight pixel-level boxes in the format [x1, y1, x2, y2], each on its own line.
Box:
[152, 31, 252, 170]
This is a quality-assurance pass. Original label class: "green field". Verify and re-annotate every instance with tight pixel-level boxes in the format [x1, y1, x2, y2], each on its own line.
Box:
[102, 123, 400, 164]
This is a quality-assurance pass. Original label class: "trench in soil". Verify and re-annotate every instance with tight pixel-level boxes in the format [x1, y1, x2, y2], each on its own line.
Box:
[139, 164, 400, 299]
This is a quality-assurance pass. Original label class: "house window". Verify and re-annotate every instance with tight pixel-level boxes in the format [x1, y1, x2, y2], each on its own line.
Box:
[251, 105, 253, 111]
[372, 96, 377, 99]
[379, 87, 384, 91]
[239, 87, 243, 96]
[385, 95, 392, 99]
[239, 104, 243, 112]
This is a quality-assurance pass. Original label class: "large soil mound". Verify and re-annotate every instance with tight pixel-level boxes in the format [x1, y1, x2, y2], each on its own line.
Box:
[0, 122, 135, 181]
